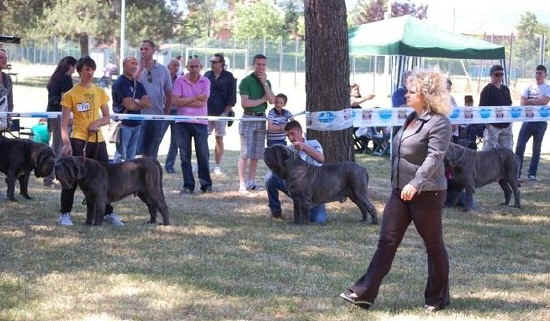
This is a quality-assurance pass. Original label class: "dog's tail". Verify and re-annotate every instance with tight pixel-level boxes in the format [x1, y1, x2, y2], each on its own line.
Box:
[364, 171, 378, 224]
[152, 159, 165, 199]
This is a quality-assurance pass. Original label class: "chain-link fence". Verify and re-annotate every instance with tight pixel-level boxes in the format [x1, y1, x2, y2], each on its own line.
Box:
[5, 35, 548, 76]
[3, 35, 549, 101]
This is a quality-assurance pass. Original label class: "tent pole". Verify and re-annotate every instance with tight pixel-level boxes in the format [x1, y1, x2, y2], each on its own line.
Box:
[373, 56, 377, 93]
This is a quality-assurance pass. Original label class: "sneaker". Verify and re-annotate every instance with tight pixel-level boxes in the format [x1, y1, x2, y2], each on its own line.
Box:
[238, 183, 248, 193]
[213, 166, 222, 175]
[165, 167, 175, 174]
[104, 213, 125, 226]
[200, 186, 213, 193]
[247, 182, 258, 191]
[58, 213, 73, 226]
[528, 175, 538, 182]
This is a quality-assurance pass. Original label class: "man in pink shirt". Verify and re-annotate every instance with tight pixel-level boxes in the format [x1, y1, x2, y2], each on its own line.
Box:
[172, 56, 212, 194]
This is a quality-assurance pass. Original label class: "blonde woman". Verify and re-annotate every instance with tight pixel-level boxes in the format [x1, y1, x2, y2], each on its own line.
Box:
[340, 72, 452, 312]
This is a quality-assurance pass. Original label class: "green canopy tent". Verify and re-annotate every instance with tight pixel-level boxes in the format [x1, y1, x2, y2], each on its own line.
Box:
[348, 15, 507, 93]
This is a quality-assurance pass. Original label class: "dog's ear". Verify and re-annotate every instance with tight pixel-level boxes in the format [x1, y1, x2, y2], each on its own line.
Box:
[446, 143, 464, 167]
[55, 157, 77, 189]
[35, 147, 55, 177]
[280, 146, 291, 160]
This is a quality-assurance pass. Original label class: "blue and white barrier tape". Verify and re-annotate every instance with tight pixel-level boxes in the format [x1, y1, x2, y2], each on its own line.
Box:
[0, 112, 265, 122]
[306, 106, 550, 130]
[2, 106, 550, 130]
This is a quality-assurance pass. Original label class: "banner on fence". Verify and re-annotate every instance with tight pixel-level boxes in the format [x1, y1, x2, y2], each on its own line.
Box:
[306, 106, 550, 130]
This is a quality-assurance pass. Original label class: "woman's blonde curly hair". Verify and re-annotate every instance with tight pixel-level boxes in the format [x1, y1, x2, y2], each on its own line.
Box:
[406, 71, 451, 116]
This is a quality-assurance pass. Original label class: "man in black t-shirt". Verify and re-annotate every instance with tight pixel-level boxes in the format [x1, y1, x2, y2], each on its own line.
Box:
[479, 65, 513, 151]
[112, 57, 151, 162]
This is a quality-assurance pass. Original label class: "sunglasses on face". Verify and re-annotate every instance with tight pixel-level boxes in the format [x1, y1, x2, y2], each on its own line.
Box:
[493, 73, 503, 77]
[210, 60, 220, 64]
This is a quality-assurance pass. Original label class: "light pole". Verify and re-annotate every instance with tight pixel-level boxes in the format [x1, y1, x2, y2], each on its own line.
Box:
[384, 0, 392, 98]
[120, 0, 126, 70]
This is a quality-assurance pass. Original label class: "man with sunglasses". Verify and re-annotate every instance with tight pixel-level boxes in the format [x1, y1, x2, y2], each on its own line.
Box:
[204, 53, 236, 176]
[515, 65, 550, 182]
[479, 65, 513, 151]
[136, 39, 172, 159]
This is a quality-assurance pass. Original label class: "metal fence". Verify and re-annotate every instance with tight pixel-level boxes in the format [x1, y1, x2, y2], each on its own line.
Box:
[4, 35, 549, 87]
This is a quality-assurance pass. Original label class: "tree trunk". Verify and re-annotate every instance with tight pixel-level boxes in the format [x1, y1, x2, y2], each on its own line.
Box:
[79, 34, 89, 57]
[304, 0, 353, 163]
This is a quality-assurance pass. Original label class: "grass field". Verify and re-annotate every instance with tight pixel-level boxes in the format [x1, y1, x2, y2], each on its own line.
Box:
[1, 149, 549, 321]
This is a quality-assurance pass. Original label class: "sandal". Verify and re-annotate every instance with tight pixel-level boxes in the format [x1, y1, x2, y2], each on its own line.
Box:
[339, 289, 372, 310]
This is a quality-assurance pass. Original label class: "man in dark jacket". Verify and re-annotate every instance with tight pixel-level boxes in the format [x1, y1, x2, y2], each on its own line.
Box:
[204, 53, 236, 175]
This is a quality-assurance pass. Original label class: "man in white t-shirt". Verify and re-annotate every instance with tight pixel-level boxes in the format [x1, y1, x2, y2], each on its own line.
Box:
[515, 64, 550, 181]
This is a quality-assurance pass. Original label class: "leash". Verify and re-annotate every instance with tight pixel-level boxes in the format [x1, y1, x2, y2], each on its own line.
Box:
[82, 132, 99, 159]
[80, 131, 99, 206]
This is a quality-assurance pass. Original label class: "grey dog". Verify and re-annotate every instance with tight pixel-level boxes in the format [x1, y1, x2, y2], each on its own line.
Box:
[445, 142, 520, 211]
[264, 145, 378, 224]
[55, 156, 170, 225]
[0, 135, 55, 201]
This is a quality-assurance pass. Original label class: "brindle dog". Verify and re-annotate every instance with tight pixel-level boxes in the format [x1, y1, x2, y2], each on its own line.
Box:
[55, 156, 170, 225]
[264, 145, 378, 224]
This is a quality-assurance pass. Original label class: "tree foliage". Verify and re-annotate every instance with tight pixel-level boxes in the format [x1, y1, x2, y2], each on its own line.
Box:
[352, 0, 428, 26]
[283, 1, 300, 39]
[0, 0, 53, 38]
[514, 12, 550, 74]
[6, 0, 180, 56]
[181, 0, 220, 39]
[233, 0, 285, 40]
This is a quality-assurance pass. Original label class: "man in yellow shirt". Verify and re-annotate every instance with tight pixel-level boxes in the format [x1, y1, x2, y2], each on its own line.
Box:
[58, 56, 122, 226]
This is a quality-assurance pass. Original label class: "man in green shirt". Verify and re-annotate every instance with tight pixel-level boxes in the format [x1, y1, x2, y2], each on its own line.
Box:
[238, 54, 275, 192]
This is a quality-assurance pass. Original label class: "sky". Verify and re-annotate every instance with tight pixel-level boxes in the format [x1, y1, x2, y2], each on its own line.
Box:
[346, 0, 550, 35]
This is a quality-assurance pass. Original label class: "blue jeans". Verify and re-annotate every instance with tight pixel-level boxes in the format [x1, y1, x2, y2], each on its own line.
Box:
[175, 122, 212, 191]
[265, 171, 327, 223]
[267, 139, 287, 147]
[515, 121, 547, 177]
[139, 120, 169, 159]
[165, 121, 179, 170]
[114, 125, 141, 162]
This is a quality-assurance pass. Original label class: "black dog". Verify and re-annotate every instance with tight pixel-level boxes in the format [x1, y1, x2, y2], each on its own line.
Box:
[0, 135, 55, 201]
[55, 156, 170, 225]
[445, 143, 520, 211]
[264, 145, 378, 224]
